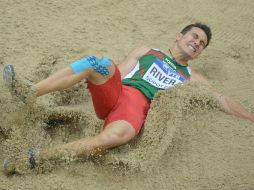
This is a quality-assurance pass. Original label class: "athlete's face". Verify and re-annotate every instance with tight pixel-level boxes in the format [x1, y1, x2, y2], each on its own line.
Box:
[176, 27, 208, 59]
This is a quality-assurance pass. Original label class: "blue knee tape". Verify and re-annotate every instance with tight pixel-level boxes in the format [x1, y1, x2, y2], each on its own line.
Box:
[70, 55, 111, 76]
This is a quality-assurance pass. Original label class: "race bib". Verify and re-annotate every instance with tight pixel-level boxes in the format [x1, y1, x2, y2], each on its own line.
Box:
[143, 58, 186, 89]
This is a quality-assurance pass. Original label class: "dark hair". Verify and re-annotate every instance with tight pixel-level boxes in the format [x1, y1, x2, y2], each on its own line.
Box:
[181, 23, 212, 48]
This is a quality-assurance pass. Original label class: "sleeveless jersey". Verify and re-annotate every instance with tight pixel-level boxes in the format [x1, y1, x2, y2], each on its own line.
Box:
[122, 48, 191, 100]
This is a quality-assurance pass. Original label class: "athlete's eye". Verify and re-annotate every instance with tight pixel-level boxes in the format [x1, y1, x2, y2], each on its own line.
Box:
[192, 33, 198, 39]
[200, 41, 206, 48]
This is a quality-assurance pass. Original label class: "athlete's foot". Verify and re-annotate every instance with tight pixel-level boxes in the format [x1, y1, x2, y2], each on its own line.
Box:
[3, 64, 15, 88]
[2, 148, 39, 176]
[3, 158, 16, 176]
[2, 65, 37, 104]
[28, 148, 38, 169]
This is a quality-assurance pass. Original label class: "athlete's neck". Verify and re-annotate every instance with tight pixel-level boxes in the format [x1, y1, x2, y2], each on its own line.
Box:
[168, 48, 189, 66]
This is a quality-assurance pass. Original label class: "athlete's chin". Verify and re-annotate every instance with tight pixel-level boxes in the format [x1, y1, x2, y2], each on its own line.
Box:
[189, 55, 199, 60]
[182, 52, 196, 60]
[179, 46, 199, 60]
[185, 51, 200, 60]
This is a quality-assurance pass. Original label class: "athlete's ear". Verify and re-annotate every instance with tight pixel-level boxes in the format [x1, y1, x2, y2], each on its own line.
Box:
[176, 33, 183, 41]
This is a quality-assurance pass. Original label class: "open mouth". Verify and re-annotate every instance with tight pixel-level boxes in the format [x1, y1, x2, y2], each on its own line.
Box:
[188, 44, 196, 52]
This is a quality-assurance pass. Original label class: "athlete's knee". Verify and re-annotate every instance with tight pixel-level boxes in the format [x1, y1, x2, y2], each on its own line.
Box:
[69, 54, 113, 76]
[99, 130, 123, 145]
[94, 54, 103, 59]
[97, 128, 134, 147]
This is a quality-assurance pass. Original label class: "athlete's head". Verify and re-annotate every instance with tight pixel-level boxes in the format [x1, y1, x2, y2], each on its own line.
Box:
[181, 23, 212, 48]
[175, 23, 212, 59]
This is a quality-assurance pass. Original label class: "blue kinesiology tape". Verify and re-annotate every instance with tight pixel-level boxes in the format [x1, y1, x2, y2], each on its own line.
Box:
[70, 56, 112, 76]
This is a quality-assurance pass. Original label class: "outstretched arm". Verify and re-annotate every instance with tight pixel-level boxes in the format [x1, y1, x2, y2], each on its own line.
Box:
[212, 91, 254, 123]
[191, 70, 254, 123]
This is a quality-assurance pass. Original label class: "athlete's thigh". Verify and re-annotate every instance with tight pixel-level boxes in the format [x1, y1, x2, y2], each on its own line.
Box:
[87, 65, 122, 119]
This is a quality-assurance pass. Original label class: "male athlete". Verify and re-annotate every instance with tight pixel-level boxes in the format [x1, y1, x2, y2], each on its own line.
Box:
[3, 23, 254, 172]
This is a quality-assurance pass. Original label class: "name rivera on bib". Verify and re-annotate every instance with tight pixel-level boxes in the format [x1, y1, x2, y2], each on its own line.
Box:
[143, 58, 186, 89]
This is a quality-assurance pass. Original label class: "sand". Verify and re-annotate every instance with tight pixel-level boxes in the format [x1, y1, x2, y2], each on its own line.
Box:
[1, 0, 254, 189]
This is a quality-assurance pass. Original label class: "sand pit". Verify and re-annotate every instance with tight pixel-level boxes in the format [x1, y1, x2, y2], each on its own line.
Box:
[1, 0, 254, 189]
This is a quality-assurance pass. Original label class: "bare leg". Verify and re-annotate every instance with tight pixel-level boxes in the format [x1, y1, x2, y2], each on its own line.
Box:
[35, 54, 107, 97]
[38, 120, 136, 162]
[35, 66, 89, 97]
[3, 55, 122, 175]
[2, 64, 86, 102]
[3, 54, 110, 99]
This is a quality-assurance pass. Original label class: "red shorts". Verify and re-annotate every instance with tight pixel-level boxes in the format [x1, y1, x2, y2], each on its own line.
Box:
[87, 66, 150, 134]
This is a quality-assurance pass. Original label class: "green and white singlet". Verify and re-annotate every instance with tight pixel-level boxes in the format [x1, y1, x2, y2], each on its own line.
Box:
[122, 48, 191, 100]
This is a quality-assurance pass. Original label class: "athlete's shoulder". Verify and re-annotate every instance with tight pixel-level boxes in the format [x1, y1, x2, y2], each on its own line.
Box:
[135, 47, 162, 53]
[187, 66, 192, 75]
[151, 48, 160, 51]
[190, 69, 207, 82]
[134, 46, 151, 52]
[129, 46, 151, 58]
